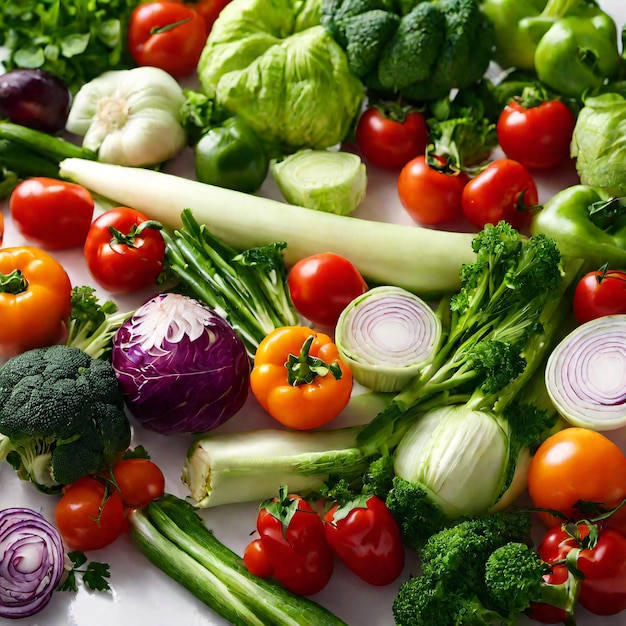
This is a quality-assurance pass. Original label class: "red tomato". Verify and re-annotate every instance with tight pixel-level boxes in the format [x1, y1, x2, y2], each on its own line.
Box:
[287, 252, 368, 328]
[111, 458, 165, 508]
[527, 428, 626, 533]
[355, 106, 429, 170]
[398, 155, 468, 225]
[243, 538, 274, 579]
[9, 177, 94, 250]
[497, 99, 576, 170]
[323, 495, 405, 586]
[537, 522, 626, 616]
[256, 488, 334, 596]
[128, 1, 207, 78]
[84, 207, 166, 294]
[572, 267, 626, 324]
[184, 0, 232, 31]
[461, 159, 538, 230]
[56, 477, 125, 551]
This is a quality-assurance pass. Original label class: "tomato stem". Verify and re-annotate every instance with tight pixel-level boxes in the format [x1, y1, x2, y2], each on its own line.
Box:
[149, 17, 192, 35]
[108, 220, 162, 248]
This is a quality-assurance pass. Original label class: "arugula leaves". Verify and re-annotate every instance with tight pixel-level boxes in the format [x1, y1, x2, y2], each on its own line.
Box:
[0, 0, 142, 94]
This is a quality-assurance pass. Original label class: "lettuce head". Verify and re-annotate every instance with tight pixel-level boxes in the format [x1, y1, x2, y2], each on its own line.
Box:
[571, 92, 626, 196]
[197, 0, 364, 154]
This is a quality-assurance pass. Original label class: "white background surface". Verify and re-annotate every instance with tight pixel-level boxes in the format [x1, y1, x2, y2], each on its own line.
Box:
[2, 1, 626, 624]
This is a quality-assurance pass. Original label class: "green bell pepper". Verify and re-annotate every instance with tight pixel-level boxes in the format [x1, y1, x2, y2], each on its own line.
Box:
[535, 5, 620, 97]
[194, 116, 269, 194]
[480, 0, 619, 97]
[531, 184, 626, 265]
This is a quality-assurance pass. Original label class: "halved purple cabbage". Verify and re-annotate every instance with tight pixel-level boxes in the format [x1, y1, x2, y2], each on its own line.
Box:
[111, 293, 250, 434]
[0, 507, 66, 619]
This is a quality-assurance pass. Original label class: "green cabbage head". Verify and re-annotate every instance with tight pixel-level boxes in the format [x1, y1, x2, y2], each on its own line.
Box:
[197, 0, 364, 154]
[571, 92, 626, 196]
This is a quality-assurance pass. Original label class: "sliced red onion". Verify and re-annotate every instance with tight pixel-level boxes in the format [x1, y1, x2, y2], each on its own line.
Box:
[545, 314, 626, 431]
[0, 508, 66, 619]
[335, 285, 442, 392]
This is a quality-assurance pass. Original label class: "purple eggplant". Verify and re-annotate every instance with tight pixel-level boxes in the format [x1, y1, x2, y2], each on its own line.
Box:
[0, 69, 71, 134]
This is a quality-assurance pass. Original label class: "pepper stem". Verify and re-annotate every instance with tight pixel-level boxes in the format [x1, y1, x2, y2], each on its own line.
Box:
[285, 335, 342, 386]
[0, 269, 28, 294]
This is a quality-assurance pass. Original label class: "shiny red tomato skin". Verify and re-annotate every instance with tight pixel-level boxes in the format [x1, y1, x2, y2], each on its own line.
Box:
[461, 159, 538, 230]
[256, 493, 334, 596]
[9, 177, 94, 250]
[288, 252, 368, 328]
[84, 207, 166, 294]
[572, 269, 626, 324]
[497, 99, 576, 170]
[128, 2, 207, 78]
[111, 458, 165, 508]
[56, 476, 125, 551]
[538, 523, 626, 617]
[243, 538, 274, 579]
[398, 156, 468, 225]
[323, 495, 405, 586]
[356, 108, 429, 170]
[184, 0, 232, 31]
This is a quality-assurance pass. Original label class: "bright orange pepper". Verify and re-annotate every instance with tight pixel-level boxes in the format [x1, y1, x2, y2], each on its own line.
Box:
[250, 326, 353, 430]
[0, 246, 72, 358]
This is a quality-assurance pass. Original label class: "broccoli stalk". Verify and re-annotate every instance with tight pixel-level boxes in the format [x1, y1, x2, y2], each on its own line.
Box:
[65, 285, 133, 360]
[164, 208, 299, 357]
[356, 222, 577, 456]
[484, 542, 580, 623]
[128, 494, 348, 626]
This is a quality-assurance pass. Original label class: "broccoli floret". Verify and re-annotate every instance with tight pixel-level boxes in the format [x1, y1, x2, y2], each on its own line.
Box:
[393, 511, 533, 626]
[465, 340, 526, 395]
[401, 0, 494, 102]
[343, 10, 401, 78]
[0, 345, 131, 493]
[393, 577, 508, 626]
[484, 542, 579, 621]
[66, 285, 133, 360]
[385, 476, 454, 550]
[377, 3, 446, 91]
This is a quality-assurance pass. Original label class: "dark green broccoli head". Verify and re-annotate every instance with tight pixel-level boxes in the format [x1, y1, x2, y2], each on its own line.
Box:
[0, 345, 131, 492]
[377, 2, 446, 91]
[484, 542, 548, 616]
[385, 476, 453, 550]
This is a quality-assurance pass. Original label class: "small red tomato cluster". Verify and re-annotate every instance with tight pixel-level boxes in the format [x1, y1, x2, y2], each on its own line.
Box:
[243, 487, 405, 595]
[55, 458, 165, 552]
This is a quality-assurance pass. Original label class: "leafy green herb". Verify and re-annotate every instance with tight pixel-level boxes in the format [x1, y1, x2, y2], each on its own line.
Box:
[0, 0, 142, 94]
[58, 551, 111, 592]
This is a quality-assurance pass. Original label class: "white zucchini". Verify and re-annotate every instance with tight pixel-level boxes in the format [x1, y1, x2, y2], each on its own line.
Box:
[59, 158, 476, 296]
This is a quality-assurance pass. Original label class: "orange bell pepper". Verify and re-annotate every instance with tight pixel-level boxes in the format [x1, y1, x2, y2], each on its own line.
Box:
[250, 326, 353, 430]
[0, 246, 72, 358]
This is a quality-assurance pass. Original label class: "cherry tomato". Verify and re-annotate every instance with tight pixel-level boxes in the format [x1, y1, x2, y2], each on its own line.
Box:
[355, 106, 429, 170]
[497, 99, 576, 170]
[572, 267, 626, 324]
[243, 538, 274, 579]
[397, 156, 468, 225]
[111, 458, 165, 508]
[287, 252, 368, 328]
[323, 495, 405, 586]
[55, 476, 125, 551]
[128, 1, 207, 78]
[537, 522, 626, 616]
[184, 0, 232, 31]
[461, 159, 538, 230]
[9, 177, 94, 250]
[84, 207, 166, 294]
[256, 487, 334, 596]
[527, 428, 626, 533]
